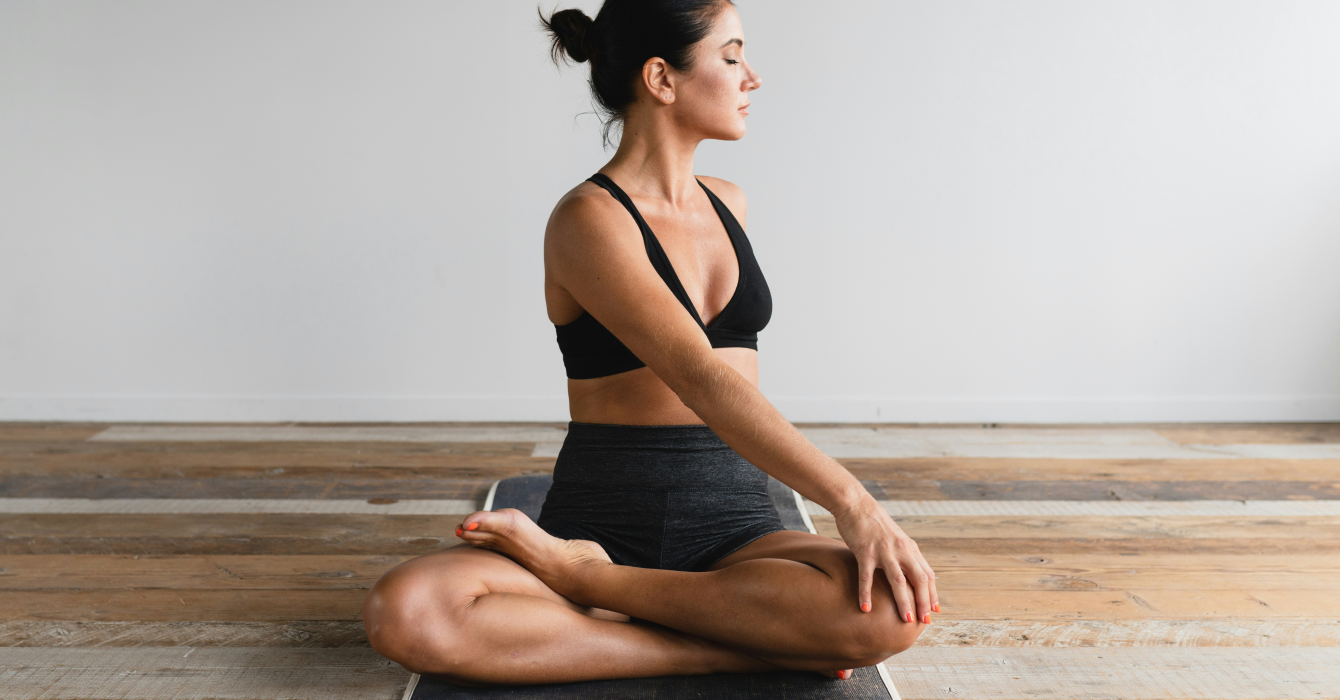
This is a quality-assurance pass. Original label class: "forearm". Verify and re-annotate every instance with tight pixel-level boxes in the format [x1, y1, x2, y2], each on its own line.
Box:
[671, 357, 870, 515]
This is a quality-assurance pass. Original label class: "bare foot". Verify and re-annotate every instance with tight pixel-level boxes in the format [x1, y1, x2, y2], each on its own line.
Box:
[455, 509, 612, 599]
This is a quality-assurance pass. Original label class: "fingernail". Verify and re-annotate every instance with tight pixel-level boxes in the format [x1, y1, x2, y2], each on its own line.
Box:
[861, 602, 870, 612]
[466, 523, 478, 531]
[933, 602, 940, 613]
[923, 613, 932, 624]
[905, 612, 913, 623]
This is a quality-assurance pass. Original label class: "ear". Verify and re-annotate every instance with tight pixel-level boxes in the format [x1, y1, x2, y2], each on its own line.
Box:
[641, 57, 676, 105]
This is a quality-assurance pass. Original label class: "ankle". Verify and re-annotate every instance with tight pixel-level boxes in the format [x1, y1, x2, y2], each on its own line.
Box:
[555, 556, 610, 605]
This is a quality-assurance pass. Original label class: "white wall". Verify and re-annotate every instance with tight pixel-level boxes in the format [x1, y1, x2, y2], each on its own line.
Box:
[2, 0, 1339, 423]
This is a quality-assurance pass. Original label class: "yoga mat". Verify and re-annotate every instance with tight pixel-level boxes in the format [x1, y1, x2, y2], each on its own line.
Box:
[409, 475, 900, 700]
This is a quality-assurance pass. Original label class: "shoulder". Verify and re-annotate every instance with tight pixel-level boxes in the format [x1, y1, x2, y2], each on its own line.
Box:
[695, 175, 748, 226]
[547, 181, 630, 239]
[544, 180, 641, 263]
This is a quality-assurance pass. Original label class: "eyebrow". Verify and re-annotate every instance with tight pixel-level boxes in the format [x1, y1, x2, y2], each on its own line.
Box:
[720, 38, 743, 48]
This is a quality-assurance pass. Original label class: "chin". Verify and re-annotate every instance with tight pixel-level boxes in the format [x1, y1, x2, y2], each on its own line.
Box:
[707, 124, 747, 141]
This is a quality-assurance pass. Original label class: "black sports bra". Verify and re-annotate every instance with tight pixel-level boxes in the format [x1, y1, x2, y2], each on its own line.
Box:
[555, 173, 772, 379]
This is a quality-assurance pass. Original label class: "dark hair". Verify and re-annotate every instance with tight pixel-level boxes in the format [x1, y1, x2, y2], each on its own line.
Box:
[540, 0, 733, 146]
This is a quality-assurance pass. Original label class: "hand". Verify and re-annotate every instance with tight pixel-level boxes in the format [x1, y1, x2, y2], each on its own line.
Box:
[831, 494, 939, 623]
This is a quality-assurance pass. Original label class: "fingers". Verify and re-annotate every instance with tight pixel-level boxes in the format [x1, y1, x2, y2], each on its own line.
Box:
[856, 558, 874, 614]
[906, 538, 940, 616]
[882, 552, 917, 624]
[909, 555, 932, 624]
[924, 561, 940, 614]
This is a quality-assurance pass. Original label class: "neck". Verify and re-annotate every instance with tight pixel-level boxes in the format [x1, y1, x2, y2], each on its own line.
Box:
[601, 109, 702, 207]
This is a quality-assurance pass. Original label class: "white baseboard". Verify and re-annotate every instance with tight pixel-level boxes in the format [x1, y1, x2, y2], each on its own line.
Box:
[768, 395, 1340, 423]
[0, 395, 571, 422]
[2, 394, 1338, 423]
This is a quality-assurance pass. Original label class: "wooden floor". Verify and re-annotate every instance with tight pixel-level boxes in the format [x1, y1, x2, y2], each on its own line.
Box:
[2, 422, 1339, 699]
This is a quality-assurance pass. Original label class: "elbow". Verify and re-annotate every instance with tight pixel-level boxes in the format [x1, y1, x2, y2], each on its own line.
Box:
[662, 352, 735, 409]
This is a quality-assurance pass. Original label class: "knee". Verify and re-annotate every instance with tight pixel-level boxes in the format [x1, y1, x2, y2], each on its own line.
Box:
[362, 562, 469, 675]
[838, 607, 922, 665]
[817, 555, 924, 665]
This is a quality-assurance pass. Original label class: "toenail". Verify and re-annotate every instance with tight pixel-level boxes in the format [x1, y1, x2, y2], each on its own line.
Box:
[466, 523, 478, 531]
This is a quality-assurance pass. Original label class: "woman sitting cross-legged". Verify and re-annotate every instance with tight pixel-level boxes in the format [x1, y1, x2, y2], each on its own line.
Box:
[362, 0, 938, 686]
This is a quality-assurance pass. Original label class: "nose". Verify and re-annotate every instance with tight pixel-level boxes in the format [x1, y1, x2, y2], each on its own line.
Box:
[745, 62, 761, 91]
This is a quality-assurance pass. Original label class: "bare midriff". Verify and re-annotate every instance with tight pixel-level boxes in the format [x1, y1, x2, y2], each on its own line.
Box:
[567, 346, 758, 426]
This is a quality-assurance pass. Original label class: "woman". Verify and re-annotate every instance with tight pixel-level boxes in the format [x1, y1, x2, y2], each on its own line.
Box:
[363, 0, 937, 685]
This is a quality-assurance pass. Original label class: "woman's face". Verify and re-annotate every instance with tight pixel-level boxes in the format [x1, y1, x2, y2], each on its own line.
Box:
[675, 5, 761, 141]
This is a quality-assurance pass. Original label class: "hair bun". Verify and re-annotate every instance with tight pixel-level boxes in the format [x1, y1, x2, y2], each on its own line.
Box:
[541, 8, 595, 64]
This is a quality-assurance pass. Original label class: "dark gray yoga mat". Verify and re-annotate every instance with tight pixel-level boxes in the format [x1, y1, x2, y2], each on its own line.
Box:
[409, 475, 897, 700]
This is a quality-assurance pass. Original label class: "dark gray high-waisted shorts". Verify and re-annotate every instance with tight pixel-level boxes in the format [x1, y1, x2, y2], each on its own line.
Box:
[536, 422, 786, 572]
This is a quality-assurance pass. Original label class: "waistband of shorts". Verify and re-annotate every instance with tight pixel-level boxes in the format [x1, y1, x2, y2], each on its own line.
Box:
[561, 421, 729, 451]
[553, 422, 764, 490]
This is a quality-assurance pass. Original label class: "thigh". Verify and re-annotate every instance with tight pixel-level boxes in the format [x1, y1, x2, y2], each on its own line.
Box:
[709, 530, 861, 586]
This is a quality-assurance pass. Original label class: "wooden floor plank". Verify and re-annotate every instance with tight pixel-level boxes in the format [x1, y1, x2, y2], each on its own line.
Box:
[928, 553, 1340, 590]
[0, 589, 368, 621]
[917, 620, 1340, 648]
[0, 498, 481, 515]
[935, 589, 1339, 619]
[0, 477, 493, 500]
[90, 425, 568, 443]
[0, 456, 552, 479]
[0, 513, 462, 555]
[1155, 423, 1340, 445]
[886, 647, 1340, 700]
[0, 439, 546, 468]
[0, 647, 406, 700]
[813, 514, 1340, 540]
[910, 537, 1340, 556]
[932, 479, 1340, 500]
[862, 501, 1340, 516]
[0, 555, 406, 590]
[841, 457, 1340, 482]
[0, 424, 107, 442]
[0, 621, 370, 648]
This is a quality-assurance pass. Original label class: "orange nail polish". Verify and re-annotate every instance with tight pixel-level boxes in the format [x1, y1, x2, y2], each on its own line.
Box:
[861, 602, 870, 612]
[923, 613, 931, 624]
[466, 523, 478, 531]
[933, 602, 940, 613]
[455, 528, 462, 536]
[905, 612, 913, 623]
